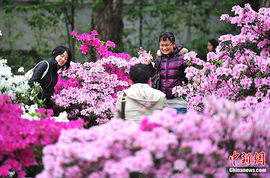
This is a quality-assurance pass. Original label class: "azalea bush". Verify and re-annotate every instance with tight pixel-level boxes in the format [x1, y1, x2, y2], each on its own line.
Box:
[52, 31, 147, 126]
[37, 96, 270, 178]
[71, 30, 131, 60]
[0, 29, 41, 108]
[0, 59, 43, 106]
[0, 58, 71, 122]
[0, 94, 83, 177]
[21, 104, 70, 122]
[173, 4, 270, 111]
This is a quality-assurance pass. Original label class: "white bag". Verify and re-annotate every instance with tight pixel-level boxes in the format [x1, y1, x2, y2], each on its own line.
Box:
[25, 61, 49, 80]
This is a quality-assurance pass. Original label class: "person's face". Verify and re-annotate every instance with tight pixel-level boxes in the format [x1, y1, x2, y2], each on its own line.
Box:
[207, 42, 214, 52]
[55, 51, 68, 66]
[159, 39, 174, 55]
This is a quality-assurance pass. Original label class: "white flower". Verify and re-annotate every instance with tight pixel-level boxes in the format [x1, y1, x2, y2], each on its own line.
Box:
[18, 67, 24, 73]
[0, 78, 6, 89]
[52, 111, 69, 122]
[1, 79, 12, 91]
[9, 171, 15, 177]
[0, 66, 12, 78]
[10, 75, 26, 85]
[21, 104, 40, 120]
[0, 59, 7, 65]
[25, 104, 39, 114]
[0, 30, 2, 36]
[21, 113, 34, 120]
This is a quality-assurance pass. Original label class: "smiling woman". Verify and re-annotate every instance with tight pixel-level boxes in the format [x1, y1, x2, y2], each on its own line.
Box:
[28, 46, 72, 111]
[55, 51, 68, 66]
[146, 32, 189, 114]
[159, 33, 175, 55]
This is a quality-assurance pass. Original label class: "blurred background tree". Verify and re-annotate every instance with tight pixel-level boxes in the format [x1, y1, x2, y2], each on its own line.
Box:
[0, 0, 266, 72]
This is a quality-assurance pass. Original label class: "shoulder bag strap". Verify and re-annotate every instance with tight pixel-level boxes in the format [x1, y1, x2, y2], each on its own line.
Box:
[41, 61, 50, 79]
[156, 56, 162, 70]
[120, 92, 127, 120]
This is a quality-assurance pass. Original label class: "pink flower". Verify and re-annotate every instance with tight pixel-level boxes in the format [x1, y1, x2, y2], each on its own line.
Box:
[140, 118, 160, 131]
[232, 5, 242, 14]
[240, 77, 252, 89]
[220, 14, 230, 21]
[76, 33, 88, 41]
[71, 30, 78, 37]
[80, 44, 89, 54]
[0, 95, 83, 177]
[105, 41, 116, 49]
[219, 34, 233, 42]
[91, 37, 101, 47]
[172, 86, 187, 96]
[206, 52, 218, 61]
[47, 109, 54, 117]
[216, 67, 232, 76]
[260, 50, 270, 58]
[174, 159, 186, 171]
[90, 30, 99, 36]
[37, 97, 270, 178]
[97, 46, 108, 56]
[37, 108, 46, 117]
[0, 165, 10, 177]
[184, 51, 197, 61]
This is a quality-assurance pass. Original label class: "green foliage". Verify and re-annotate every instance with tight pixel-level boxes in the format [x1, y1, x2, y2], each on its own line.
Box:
[122, 0, 260, 57]
[16, 82, 46, 108]
[0, 11, 24, 49]
[1, 0, 261, 62]
[90, 0, 107, 10]
[25, 146, 44, 177]
[190, 38, 209, 60]
[0, 49, 49, 74]
[1, 0, 87, 62]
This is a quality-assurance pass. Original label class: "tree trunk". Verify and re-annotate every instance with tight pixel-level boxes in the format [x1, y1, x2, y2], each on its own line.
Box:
[63, 0, 76, 60]
[139, 0, 143, 47]
[71, 1, 76, 58]
[259, 0, 270, 8]
[91, 0, 123, 53]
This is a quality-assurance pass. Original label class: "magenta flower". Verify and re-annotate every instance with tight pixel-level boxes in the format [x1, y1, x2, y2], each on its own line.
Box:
[71, 30, 78, 37]
[140, 117, 160, 131]
[80, 44, 89, 54]
[0, 94, 83, 177]
[90, 30, 99, 36]
[105, 41, 116, 49]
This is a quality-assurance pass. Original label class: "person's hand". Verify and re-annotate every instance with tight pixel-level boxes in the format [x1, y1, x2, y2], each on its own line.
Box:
[139, 48, 152, 64]
[144, 51, 152, 65]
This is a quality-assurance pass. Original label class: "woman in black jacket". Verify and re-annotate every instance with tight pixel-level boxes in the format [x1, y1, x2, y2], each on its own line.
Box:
[29, 46, 72, 109]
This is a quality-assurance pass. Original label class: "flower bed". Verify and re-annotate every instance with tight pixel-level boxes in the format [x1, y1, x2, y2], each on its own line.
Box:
[173, 4, 270, 111]
[0, 95, 83, 177]
[37, 96, 270, 178]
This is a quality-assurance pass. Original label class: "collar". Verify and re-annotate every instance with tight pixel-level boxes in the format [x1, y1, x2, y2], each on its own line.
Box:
[156, 46, 188, 57]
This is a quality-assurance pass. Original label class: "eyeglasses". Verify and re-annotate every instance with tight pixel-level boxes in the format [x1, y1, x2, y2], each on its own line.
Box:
[160, 43, 173, 48]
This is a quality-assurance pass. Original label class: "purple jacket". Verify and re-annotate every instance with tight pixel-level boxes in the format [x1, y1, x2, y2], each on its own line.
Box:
[148, 46, 188, 99]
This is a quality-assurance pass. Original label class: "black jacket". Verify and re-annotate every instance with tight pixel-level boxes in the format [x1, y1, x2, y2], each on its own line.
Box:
[28, 58, 60, 100]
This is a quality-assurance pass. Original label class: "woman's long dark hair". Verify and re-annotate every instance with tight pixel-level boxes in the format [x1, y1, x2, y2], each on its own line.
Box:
[208, 39, 219, 52]
[51, 46, 72, 69]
